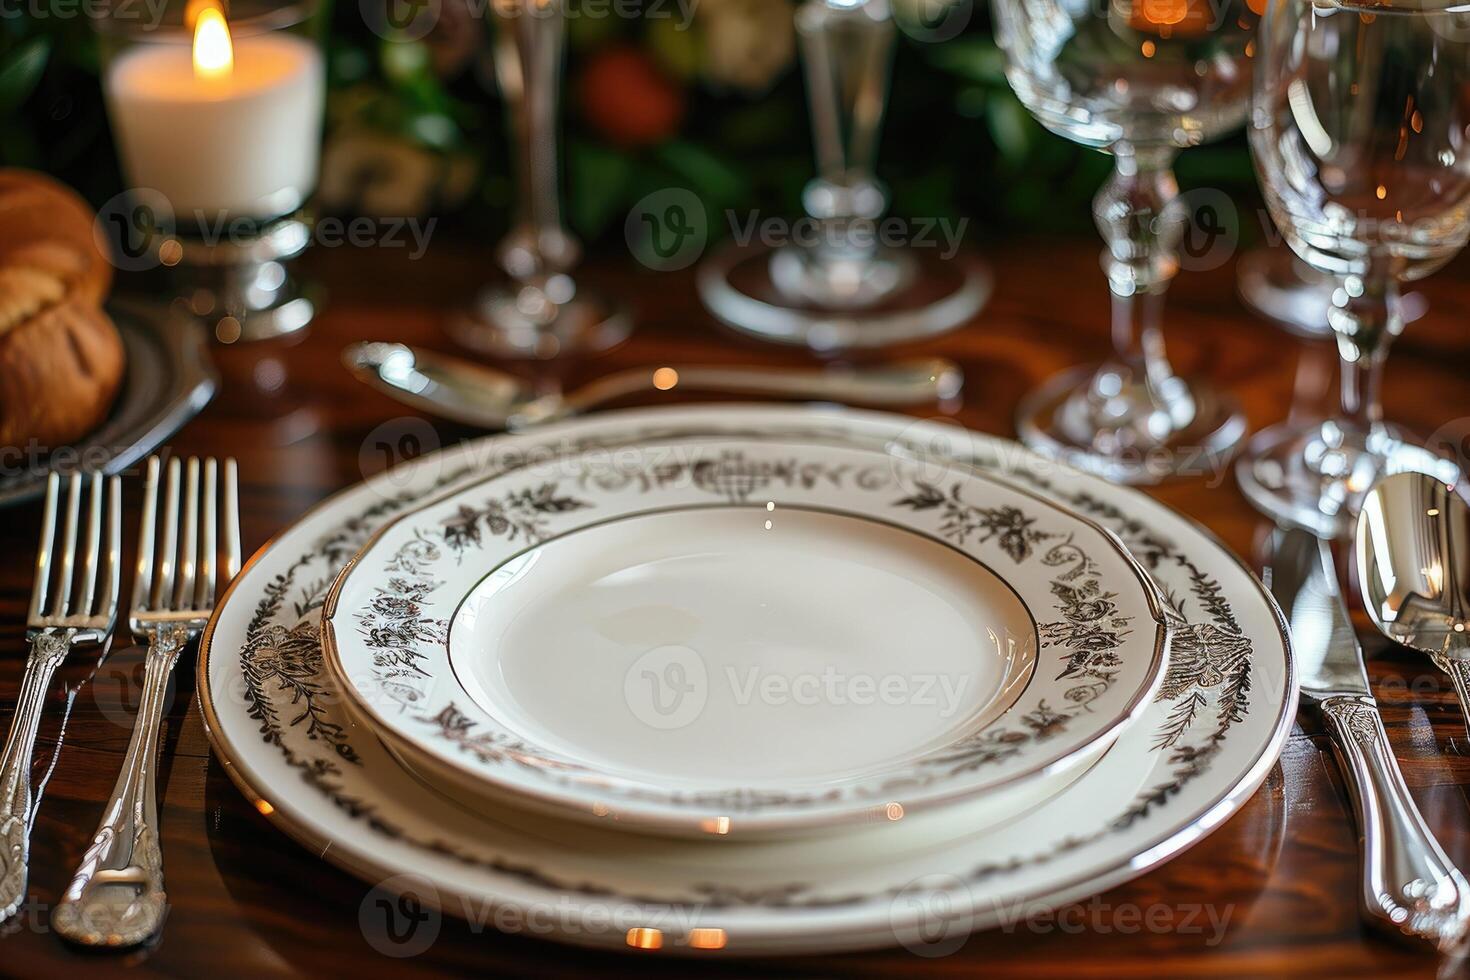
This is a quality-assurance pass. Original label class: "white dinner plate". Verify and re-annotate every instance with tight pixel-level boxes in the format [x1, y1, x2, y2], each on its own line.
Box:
[197, 405, 1295, 956]
[322, 434, 1171, 838]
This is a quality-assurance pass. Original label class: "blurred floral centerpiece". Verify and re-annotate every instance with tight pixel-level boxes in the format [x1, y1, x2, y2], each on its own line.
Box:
[2, 0, 1254, 249]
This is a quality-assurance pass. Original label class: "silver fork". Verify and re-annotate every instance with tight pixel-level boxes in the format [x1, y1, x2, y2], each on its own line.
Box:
[0, 472, 121, 919]
[53, 455, 240, 948]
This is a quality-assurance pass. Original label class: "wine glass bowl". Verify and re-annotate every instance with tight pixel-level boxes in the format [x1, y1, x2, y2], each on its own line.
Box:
[1238, 0, 1470, 535]
[998, 0, 1259, 149]
[993, 0, 1256, 483]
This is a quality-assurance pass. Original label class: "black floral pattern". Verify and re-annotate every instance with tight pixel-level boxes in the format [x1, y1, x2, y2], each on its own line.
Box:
[223, 425, 1272, 914]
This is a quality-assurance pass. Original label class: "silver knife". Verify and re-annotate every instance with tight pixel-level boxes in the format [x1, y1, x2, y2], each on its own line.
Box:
[1267, 526, 1469, 947]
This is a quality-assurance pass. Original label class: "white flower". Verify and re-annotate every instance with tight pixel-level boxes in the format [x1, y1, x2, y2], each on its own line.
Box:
[699, 0, 798, 94]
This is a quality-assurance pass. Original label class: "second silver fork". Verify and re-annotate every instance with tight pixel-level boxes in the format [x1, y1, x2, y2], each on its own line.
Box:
[52, 455, 240, 948]
[0, 472, 121, 919]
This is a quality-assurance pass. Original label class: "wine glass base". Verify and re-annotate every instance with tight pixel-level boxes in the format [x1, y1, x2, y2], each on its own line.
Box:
[697, 242, 991, 351]
[1236, 248, 1429, 338]
[447, 285, 631, 360]
[1016, 363, 1248, 485]
[1235, 418, 1462, 538]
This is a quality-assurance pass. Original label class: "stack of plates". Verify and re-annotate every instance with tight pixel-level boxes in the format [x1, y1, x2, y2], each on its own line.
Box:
[198, 405, 1296, 956]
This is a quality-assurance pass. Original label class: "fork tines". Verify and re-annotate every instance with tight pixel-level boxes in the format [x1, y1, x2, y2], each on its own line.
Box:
[27, 471, 121, 639]
[132, 456, 240, 621]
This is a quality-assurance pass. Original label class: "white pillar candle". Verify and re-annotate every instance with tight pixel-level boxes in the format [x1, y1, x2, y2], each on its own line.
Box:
[105, 14, 324, 224]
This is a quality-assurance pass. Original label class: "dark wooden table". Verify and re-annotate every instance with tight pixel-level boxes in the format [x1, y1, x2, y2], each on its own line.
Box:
[4, 234, 1470, 978]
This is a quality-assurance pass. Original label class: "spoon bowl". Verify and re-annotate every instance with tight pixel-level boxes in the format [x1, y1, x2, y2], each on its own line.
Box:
[1356, 471, 1470, 733]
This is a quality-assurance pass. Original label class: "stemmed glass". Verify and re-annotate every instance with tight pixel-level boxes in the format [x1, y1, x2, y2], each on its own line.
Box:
[449, 0, 630, 359]
[1239, 0, 1469, 536]
[697, 0, 991, 350]
[991, 0, 1255, 483]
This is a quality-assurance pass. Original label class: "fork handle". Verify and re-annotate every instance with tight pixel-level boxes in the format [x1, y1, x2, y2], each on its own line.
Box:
[0, 630, 72, 919]
[53, 624, 187, 947]
[1320, 693, 1470, 947]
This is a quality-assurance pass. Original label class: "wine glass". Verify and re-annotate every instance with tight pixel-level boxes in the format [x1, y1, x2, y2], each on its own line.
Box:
[1239, 0, 1469, 536]
[991, 0, 1255, 483]
[448, 0, 630, 359]
[1237, 243, 1428, 336]
[697, 0, 991, 350]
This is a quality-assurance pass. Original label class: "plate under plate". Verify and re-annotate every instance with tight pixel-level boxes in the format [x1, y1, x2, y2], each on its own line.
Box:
[198, 405, 1295, 956]
[323, 434, 1171, 837]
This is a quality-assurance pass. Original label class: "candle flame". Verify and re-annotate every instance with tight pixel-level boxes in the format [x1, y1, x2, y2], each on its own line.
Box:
[193, 7, 233, 79]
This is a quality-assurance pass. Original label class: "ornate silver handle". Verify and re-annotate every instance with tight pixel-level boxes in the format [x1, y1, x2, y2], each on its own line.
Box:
[52, 623, 188, 947]
[1319, 693, 1470, 948]
[1431, 654, 1470, 742]
[0, 630, 72, 918]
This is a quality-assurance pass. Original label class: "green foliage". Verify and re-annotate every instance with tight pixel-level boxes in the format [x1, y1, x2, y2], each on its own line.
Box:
[0, 1, 1257, 245]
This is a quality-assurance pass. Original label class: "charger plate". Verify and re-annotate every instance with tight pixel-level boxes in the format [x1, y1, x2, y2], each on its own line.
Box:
[321, 434, 1170, 838]
[198, 405, 1295, 956]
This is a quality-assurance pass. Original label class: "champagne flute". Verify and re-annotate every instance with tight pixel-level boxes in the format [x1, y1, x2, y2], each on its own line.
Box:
[697, 0, 992, 350]
[449, 0, 630, 359]
[992, 0, 1254, 483]
[1239, 0, 1469, 536]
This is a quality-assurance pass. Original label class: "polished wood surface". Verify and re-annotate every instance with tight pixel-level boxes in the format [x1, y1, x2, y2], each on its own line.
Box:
[2, 236, 1470, 977]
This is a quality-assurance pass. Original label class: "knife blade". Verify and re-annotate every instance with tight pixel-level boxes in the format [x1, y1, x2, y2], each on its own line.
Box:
[1266, 525, 1468, 947]
[1266, 525, 1372, 700]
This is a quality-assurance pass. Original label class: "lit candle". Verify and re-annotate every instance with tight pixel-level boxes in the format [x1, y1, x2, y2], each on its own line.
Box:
[104, 7, 324, 224]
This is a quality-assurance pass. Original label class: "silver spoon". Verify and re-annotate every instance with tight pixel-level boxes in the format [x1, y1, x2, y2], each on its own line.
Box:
[342, 342, 964, 430]
[1356, 471, 1470, 736]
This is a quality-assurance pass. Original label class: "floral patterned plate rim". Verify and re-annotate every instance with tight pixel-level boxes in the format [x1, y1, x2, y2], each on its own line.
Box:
[197, 405, 1295, 955]
[320, 434, 1172, 837]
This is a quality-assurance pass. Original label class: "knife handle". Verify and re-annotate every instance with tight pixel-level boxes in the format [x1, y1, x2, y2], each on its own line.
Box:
[1320, 693, 1469, 947]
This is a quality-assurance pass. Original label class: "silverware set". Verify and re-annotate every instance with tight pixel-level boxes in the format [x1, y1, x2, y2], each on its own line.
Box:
[1265, 472, 1470, 949]
[0, 455, 239, 949]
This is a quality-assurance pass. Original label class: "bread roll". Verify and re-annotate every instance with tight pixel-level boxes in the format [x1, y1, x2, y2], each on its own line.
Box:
[0, 169, 113, 303]
[0, 172, 124, 451]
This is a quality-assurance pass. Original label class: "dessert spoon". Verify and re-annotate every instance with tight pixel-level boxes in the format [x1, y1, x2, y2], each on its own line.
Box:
[343, 342, 963, 430]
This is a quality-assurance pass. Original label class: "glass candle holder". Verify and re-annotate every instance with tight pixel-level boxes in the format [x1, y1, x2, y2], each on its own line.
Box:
[97, 0, 325, 343]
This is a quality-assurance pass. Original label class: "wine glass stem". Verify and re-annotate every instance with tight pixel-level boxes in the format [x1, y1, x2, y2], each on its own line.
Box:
[797, 0, 894, 261]
[1330, 275, 1400, 432]
[1095, 145, 1184, 397]
[493, 0, 576, 286]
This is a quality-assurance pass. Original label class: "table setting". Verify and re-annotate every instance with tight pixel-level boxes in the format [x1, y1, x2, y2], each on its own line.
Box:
[4, 0, 1470, 974]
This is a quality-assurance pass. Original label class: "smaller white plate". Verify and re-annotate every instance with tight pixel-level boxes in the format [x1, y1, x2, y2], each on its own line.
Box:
[324, 435, 1171, 838]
